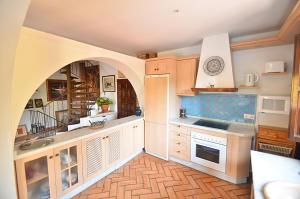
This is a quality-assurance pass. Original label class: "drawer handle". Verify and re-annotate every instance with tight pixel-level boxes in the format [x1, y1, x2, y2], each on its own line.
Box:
[177, 125, 180, 127]
[49, 156, 53, 159]
[177, 133, 181, 136]
[55, 154, 59, 157]
[176, 142, 180, 145]
[176, 151, 180, 153]
[106, 136, 109, 138]
[103, 137, 106, 140]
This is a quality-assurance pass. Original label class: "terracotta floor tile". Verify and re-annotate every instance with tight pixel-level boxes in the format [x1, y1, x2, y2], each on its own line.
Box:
[73, 153, 250, 199]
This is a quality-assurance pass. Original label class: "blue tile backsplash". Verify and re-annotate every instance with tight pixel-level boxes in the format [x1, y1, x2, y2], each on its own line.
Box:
[181, 94, 257, 123]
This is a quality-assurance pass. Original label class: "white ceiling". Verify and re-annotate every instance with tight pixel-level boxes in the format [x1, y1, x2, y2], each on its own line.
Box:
[24, 0, 296, 55]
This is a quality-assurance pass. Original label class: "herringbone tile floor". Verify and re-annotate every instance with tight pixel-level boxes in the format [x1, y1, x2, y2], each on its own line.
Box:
[73, 153, 250, 199]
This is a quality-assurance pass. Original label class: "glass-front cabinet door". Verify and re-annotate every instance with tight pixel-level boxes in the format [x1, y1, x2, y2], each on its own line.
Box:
[15, 149, 56, 199]
[53, 140, 83, 197]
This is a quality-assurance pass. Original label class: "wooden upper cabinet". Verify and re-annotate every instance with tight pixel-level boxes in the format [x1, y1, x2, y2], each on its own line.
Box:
[176, 56, 198, 96]
[145, 57, 176, 75]
[289, 34, 300, 142]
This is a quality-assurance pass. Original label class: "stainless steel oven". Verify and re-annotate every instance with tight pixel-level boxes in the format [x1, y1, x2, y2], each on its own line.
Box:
[191, 131, 227, 172]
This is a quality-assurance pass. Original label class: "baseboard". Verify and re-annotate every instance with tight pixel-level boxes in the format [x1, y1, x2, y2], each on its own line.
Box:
[169, 156, 247, 184]
[145, 151, 168, 161]
[61, 150, 143, 199]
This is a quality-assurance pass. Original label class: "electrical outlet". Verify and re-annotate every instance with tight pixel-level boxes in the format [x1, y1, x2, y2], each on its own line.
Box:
[244, 114, 255, 120]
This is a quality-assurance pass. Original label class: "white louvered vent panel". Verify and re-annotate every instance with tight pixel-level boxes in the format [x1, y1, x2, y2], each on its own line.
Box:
[86, 137, 104, 177]
[108, 130, 121, 164]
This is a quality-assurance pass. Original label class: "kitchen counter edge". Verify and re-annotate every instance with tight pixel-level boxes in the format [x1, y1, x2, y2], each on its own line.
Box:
[14, 116, 144, 160]
[169, 118, 255, 137]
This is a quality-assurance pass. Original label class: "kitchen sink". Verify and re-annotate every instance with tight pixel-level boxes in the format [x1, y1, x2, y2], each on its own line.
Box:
[19, 138, 54, 150]
[193, 119, 229, 130]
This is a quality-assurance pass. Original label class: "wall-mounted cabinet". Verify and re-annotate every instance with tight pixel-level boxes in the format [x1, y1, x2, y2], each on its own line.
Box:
[145, 57, 176, 75]
[176, 56, 198, 96]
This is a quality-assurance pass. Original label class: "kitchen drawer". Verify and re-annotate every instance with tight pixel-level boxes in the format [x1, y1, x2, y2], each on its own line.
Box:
[170, 130, 189, 142]
[258, 126, 289, 141]
[169, 124, 189, 135]
[170, 138, 188, 149]
[169, 143, 189, 161]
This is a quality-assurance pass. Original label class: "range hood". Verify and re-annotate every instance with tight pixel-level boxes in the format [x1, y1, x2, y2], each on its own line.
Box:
[192, 33, 237, 92]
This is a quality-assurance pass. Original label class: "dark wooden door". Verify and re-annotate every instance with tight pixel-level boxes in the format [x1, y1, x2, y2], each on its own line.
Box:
[290, 34, 300, 142]
[117, 79, 137, 119]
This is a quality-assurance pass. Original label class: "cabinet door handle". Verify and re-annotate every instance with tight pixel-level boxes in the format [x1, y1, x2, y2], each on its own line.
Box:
[106, 136, 109, 138]
[176, 142, 180, 145]
[176, 151, 180, 153]
[177, 125, 181, 128]
[177, 133, 180, 136]
[103, 137, 105, 140]
[55, 154, 59, 157]
[49, 156, 53, 159]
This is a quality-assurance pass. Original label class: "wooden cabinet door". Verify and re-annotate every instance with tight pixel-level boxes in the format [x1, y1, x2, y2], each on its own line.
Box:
[133, 120, 145, 153]
[15, 149, 56, 199]
[117, 79, 137, 119]
[290, 34, 300, 142]
[53, 140, 83, 197]
[145, 60, 168, 75]
[144, 76, 169, 124]
[176, 58, 198, 96]
[106, 128, 122, 167]
[82, 133, 107, 182]
[121, 124, 134, 159]
[145, 121, 168, 160]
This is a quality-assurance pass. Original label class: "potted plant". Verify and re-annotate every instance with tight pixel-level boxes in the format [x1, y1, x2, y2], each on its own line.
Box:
[96, 97, 113, 113]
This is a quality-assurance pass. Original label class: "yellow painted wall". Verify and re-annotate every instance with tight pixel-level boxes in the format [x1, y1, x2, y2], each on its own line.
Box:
[12, 27, 145, 134]
[0, 1, 31, 198]
[0, 4, 144, 198]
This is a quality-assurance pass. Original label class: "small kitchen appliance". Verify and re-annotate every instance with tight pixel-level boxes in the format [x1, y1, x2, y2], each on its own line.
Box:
[265, 61, 285, 73]
[245, 73, 259, 86]
[179, 108, 186, 118]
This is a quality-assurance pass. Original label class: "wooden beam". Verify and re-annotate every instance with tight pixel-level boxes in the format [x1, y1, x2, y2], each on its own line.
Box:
[231, 1, 300, 50]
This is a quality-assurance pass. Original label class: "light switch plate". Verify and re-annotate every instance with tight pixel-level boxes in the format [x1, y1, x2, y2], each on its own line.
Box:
[244, 114, 255, 120]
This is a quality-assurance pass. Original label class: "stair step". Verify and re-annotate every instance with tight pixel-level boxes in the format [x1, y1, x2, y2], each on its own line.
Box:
[70, 102, 95, 105]
[71, 107, 90, 110]
[72, 81, 85, 85]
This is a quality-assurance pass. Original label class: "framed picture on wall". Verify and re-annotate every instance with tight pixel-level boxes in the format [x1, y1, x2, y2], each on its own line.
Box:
[102, 75, 116, 92]
[25, 99, 34, 109]
[16, 124, 27, 137]
[34, 99, 43, 108]
[46, 79, 67, 101]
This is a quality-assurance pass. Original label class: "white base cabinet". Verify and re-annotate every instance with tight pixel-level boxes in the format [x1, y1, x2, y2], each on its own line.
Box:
[15, 140, 82, 199]
[15, 119, 144, 199]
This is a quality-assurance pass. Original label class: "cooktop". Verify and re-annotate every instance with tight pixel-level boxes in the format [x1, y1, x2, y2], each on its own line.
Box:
[193, 119, 229, 130]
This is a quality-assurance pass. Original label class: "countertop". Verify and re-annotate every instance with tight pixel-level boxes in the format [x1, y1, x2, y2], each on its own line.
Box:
[251, 150, 300, 199]
[169, 117, 255, 137]
[14, 116, 144, 160]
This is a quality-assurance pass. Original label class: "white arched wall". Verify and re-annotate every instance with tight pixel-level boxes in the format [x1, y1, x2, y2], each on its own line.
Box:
[12, 27, 145, 132]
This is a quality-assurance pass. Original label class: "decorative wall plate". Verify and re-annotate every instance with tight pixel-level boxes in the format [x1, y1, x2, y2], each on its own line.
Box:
[203, 56, 225, 76]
